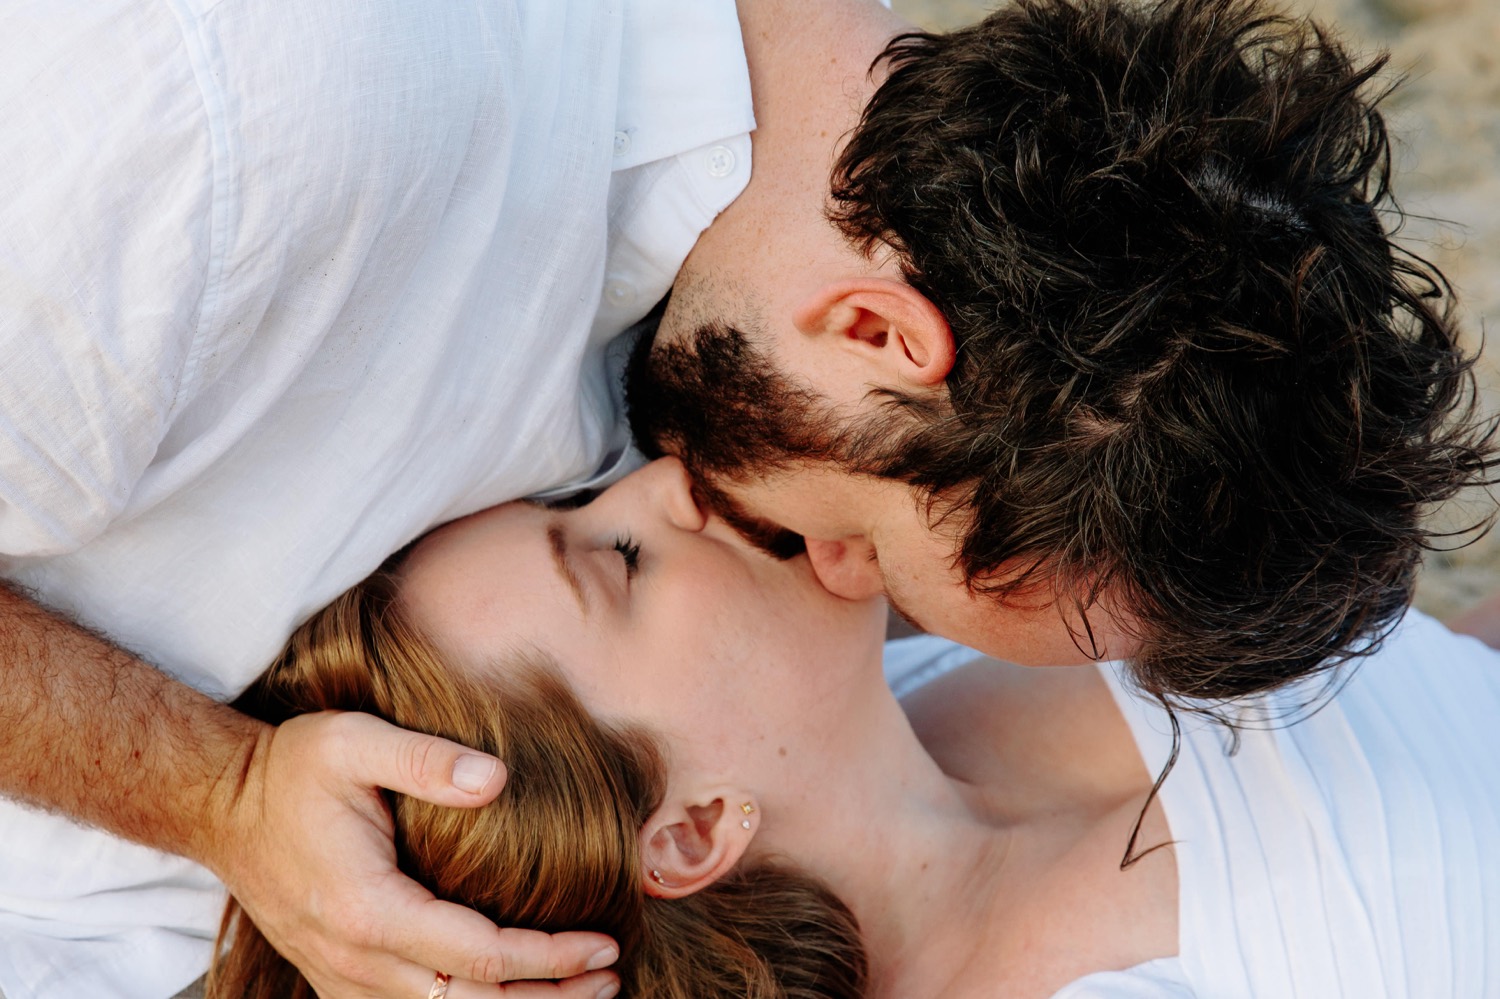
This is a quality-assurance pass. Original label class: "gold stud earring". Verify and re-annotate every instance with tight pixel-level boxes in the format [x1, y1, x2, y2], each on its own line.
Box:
[740, 802, 756, 815]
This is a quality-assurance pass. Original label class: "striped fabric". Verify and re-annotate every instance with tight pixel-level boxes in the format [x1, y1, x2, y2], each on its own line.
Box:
[1103, 609, 1500, 997]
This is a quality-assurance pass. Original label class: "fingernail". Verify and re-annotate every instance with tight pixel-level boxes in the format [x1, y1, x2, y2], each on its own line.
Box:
[451, 754, 497, 793]
[586, 945, 619, 972]
[595, 982, 620, 999]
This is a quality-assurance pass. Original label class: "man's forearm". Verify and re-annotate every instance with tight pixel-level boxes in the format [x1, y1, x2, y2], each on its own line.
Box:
[0, 582, 266, 866]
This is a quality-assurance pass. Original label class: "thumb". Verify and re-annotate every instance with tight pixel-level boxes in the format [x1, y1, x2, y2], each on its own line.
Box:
[321, 711, 507, 807]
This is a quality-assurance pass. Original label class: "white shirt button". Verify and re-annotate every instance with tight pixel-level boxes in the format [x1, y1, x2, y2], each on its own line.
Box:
[613, 130, 631, 157]
[604, 279, 636, 309]
[705, 144, 736, 178]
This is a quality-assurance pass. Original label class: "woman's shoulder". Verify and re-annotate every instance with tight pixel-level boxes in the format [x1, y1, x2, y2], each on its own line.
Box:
[883, 634, 987, 698]
[886, 613, 1500, 995]
[886, 632, 1178, 800]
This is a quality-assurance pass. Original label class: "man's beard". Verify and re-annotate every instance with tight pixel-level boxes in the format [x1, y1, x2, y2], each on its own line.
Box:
[625, 314, 946, 475]
[626, 320, 839, 472]
[624, 320, 845, 559]
[625, 317, 949, 632]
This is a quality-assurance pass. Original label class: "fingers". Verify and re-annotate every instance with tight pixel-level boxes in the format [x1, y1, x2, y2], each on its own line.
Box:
[378, 961, 619, 999]
[449, 971, 620, 999]
[313, 711, 508, 806]
[388, 897, 619, 984]
[494, 971, 621, 999]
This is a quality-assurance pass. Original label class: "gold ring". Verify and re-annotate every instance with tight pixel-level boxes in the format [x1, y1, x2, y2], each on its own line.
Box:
[427, 971, 451, 999]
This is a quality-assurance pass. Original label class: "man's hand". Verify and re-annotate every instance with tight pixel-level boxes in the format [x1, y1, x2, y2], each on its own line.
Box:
[207, 710, 622, 999]
[0, 585, 618, 999]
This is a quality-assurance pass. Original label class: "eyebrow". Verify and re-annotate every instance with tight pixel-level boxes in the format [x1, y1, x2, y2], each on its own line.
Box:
[547, 521, 589, 615]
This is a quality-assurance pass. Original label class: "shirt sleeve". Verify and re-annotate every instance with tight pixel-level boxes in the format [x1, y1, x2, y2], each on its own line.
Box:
[0, 2, 216, 557]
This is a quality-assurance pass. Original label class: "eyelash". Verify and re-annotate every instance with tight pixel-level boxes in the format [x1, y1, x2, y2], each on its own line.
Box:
[613, 535, 642, 578]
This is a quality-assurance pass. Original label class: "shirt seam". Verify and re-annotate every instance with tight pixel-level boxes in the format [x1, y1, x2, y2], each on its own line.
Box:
[157, 0, 236, 420]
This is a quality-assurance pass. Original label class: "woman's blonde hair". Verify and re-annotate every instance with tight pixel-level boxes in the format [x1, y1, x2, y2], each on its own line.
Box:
[206, 569, 867, 998]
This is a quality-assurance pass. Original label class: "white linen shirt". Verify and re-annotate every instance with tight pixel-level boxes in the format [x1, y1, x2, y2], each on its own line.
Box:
[0, 1, 753, 995]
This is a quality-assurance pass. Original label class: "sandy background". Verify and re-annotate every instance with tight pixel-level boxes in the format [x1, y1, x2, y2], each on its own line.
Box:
[892, 0, 1500, 619]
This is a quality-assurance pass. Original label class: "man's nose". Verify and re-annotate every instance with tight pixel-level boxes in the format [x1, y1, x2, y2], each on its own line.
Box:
[641, 457, 707, 532]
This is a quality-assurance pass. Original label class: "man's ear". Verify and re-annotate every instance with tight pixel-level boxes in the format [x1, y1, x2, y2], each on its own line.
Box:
[792, 277, 955, 388]
[640, 790, 758, 899]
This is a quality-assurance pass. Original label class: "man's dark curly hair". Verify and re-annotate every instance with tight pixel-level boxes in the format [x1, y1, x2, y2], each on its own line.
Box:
[827, 0, 1497, 703]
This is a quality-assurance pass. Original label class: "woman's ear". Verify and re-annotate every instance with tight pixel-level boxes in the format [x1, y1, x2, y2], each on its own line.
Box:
[792, 277, 955, 388]
[640, 790, 759, 899]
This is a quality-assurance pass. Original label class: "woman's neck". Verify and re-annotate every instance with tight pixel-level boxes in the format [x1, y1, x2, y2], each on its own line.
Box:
[751, 654, 1178, 998]
[748, 659, 1015, 995]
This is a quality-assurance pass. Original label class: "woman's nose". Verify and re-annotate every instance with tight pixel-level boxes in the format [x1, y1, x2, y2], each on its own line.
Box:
[641, 457, 707, 532]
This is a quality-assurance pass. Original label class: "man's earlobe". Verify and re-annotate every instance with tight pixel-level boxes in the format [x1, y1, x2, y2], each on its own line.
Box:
[804, 537, 885, 601]
[793, 278, 955, 388]
[640, 792, 758, 899]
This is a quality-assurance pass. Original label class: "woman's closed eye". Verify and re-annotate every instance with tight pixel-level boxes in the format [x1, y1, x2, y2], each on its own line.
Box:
[613, 535, 642, 579]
